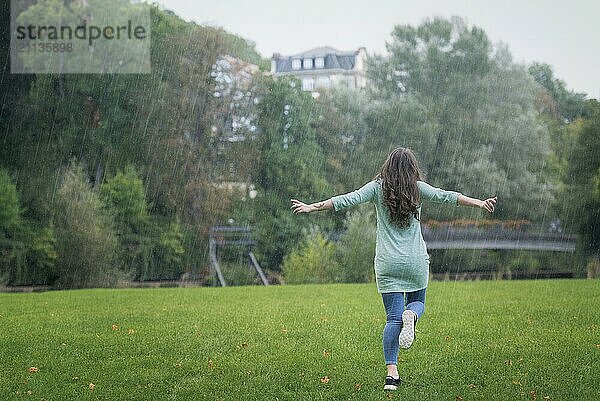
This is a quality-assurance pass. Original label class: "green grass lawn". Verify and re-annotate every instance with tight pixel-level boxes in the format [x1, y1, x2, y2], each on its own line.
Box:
[1, 280, 599, 401]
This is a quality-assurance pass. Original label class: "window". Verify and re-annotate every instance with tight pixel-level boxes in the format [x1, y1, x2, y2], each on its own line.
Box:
[315, 57, 324, 68]
[316, 76, 330, 88]
[292, 59, 301, 70]
[302, 77, 314, 91]
[303, 58, 313, 69]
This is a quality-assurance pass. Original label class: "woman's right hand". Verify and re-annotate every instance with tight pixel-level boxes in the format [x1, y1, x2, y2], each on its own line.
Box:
[290, 199, 313, 214]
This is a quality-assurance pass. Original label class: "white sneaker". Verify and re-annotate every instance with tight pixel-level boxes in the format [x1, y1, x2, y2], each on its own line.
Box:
[398, 310, 417, 349]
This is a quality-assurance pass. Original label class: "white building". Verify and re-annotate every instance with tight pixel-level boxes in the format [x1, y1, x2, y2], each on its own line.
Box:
[271, 46, 367, 92]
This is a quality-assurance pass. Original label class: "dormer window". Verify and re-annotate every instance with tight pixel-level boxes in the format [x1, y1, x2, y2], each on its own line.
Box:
[303, 58, 313, 69]
[292, 59, 301, 70]
[315, 57, 324, 69]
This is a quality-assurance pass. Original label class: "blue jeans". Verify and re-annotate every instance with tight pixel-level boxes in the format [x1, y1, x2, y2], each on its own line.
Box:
[381, 288, 426, 365]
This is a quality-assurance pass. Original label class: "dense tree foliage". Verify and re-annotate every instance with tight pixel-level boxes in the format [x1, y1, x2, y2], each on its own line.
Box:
[1, 4, 596, 286]
[558, 102, 600, 257]
[233, 76, 334, 271]
[53, 163, 121, 288]
[365, 17, 554, 221]
[0, 1, 265, 287]
[527, 63, 597, 267]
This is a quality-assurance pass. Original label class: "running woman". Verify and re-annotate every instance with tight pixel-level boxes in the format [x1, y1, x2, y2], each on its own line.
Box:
[290, 147, 496, 390]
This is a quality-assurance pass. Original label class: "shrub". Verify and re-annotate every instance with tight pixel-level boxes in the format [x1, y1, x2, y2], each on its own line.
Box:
[0, 168, 27, 286]
[0, 169, 21, 234]
[101, 165, 151, 280]
[100, 166, 186, 281]
[100, 165, 149, 231]
[53, 163, 122, 288]
[0, 168, 60, 286]
[335, 206, 376, 283]
[20, 223, 58, 286]
[149, 219, 185, 281]
[282, 226, 339, 284]
[0, 169, 20, 284]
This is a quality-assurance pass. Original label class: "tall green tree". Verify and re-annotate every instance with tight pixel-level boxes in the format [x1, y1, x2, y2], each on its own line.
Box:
[366, 16, 554, 220]
[559, 101, 600, 258]
[528, 63, 587, 123]
[240, 76, 331, 271]
[2, 2, 267, 286]
[528, 63, 588, 191]
[313, 87, 372, 194]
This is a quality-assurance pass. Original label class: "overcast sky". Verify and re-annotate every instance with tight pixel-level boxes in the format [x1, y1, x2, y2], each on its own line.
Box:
[158, 0, 600, 98]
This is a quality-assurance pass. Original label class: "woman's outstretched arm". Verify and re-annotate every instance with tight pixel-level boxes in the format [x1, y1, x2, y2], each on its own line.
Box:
[458, 195, 497, 213]
[290, 198, 333, 214]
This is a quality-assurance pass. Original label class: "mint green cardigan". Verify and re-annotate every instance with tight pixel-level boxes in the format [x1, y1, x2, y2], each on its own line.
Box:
[331, 179, 461, 293]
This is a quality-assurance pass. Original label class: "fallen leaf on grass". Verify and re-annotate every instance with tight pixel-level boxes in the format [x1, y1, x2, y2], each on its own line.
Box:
[28, 367, 38, 373]
[506, 359, 513, 366]
[236, 342, 248, 350]
[320, 376, 330, 383]
[72, 376, 79, 381]
[111, 324, 118, 331]
[512, 380, 521, 385]
[386, 393, 394, 399]
[26, 390, 32, 395]
[455, 396, 463, 401]
[543, 396, 550, 400]
[354, 383, 362, 391]
[529, 390, 537, 400]
[595, 344, 600, 349]
[208, 359, 214, 369]
[128, 328, 135, 335]
[444, 336, 451, 341]
[322, 350, 331, 358]
[281, 327, 288, 334]
[468, 383, 476, 389]
[89, 383, 95, 391]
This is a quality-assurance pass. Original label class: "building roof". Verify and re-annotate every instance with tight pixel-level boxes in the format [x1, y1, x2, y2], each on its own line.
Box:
[273, 46, 362, 73]
[291, 46, 356, 58]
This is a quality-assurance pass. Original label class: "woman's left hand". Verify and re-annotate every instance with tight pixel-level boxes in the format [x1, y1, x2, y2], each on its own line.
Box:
[481, 197, 497, 213]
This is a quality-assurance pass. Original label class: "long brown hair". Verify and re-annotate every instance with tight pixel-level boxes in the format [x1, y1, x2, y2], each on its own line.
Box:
[374, 147, 423, 228]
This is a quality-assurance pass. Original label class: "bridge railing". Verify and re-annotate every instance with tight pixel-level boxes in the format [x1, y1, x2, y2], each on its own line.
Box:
[422, 225, 575, 241]
[421, 226, 576, 251]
